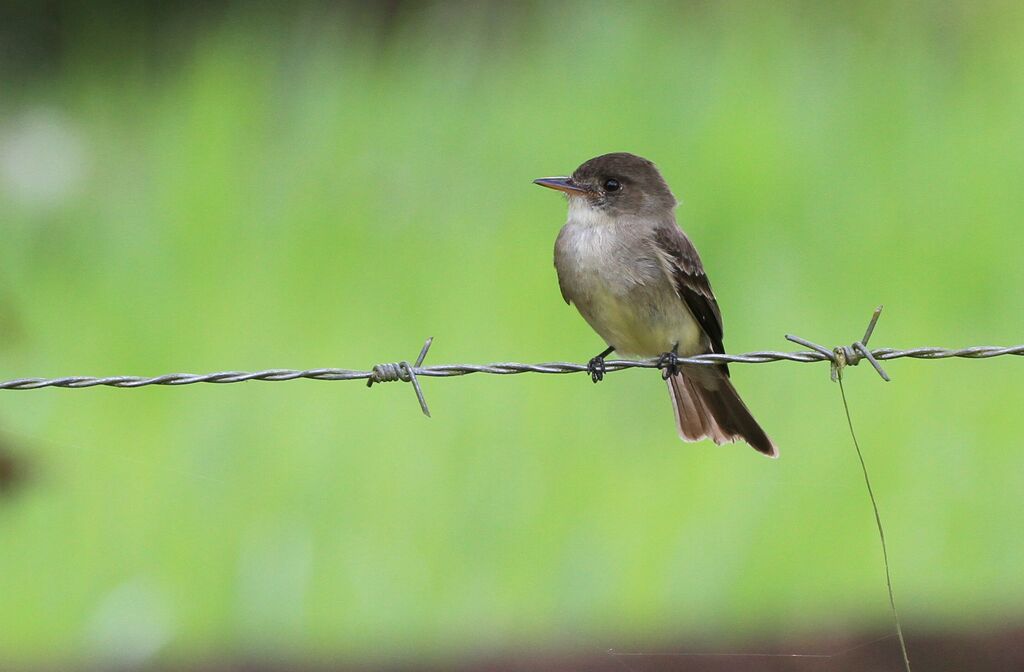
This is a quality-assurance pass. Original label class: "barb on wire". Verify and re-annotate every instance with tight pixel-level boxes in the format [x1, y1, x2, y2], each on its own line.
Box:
[366, 337, 434, 417]
[3, 306, 1024, 416]
[787, 305, 891, 382]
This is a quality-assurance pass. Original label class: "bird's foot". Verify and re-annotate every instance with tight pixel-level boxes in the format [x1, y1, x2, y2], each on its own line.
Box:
[587, 346, 615, 383]
[657, 349, 681, 379]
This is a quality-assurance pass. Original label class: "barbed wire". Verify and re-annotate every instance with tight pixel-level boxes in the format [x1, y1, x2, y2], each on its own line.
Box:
[9, 305, 983, 672]
[1, 307, 1022, 417]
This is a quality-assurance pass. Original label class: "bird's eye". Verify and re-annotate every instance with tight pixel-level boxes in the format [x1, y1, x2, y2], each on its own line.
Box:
[603, 179, 620, 192]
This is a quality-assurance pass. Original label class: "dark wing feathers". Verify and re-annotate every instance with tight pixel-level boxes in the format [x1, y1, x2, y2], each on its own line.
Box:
[652, 226, 728, 364]
[556, 270, 572, 305]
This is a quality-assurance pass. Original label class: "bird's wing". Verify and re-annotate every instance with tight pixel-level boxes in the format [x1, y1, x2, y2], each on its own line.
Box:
[557, 275, 573, 305]
[651, 224, 726, 357]
[553, 228, 574, 305]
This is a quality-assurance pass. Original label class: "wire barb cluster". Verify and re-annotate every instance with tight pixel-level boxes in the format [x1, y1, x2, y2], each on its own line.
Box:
[787, 305, 891, 381]
[366, 337, 433, 417]
[2, 307, 1023, 416]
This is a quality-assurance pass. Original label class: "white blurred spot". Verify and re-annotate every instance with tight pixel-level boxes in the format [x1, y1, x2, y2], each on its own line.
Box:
[0, 107, 88, 208]
[86, 577, 175, 666]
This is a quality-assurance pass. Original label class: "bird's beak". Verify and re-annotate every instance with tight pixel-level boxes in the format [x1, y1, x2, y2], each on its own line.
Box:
[533, 177, 589, 195]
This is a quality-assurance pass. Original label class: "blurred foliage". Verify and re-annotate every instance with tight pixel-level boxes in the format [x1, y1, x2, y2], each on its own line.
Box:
[1, 0, 1024, 666]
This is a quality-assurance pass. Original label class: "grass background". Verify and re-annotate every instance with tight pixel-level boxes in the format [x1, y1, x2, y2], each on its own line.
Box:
[1, 1, 1023, 666]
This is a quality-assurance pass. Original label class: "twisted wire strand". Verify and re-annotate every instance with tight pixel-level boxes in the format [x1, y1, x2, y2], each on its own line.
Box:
[2, 344, 1022, 391]
[9, 306, 988, 672]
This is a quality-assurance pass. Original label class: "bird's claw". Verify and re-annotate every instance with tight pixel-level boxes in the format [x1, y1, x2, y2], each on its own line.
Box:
[587, 356, 607, 383]
[658, 351, 681, 379]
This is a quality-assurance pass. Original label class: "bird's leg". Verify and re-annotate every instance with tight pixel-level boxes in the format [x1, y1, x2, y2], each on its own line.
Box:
[587, 346, 615, 383]
[658, 343, 681, 379]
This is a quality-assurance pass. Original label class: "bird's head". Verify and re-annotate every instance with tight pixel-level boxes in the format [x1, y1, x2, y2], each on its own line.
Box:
[533, 152, 677, 217]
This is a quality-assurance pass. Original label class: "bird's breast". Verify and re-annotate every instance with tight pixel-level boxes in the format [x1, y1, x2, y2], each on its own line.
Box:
[560, 224, 618, 280]
[556, 218, 656, 291]
[555, 218, 699, 357]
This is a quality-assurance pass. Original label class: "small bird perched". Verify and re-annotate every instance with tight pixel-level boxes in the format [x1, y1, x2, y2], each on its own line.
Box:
[534, 153, 777, 458]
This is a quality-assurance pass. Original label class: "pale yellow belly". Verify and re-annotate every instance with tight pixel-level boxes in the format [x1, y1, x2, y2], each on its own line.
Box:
[555, 217, 706, 359]
[577, 288, 703, 358]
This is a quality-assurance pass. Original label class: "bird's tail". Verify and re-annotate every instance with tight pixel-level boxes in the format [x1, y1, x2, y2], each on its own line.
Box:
[667, 366, 778, 458]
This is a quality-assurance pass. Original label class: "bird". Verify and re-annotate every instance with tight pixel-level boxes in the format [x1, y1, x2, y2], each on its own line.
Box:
[534, 152, 777, 458]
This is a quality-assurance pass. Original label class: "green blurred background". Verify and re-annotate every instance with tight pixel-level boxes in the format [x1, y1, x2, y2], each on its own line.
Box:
[2, 1, 1024, 668]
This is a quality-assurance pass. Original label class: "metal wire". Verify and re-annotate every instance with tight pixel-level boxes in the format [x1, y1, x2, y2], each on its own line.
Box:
[6, 305, 972, 672]
[5, 345, 1024, 391]
[1, 307, 1022, 416]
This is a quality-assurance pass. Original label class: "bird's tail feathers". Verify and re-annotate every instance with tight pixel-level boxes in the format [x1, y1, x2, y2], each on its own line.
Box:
[667, 367, 777, 458]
